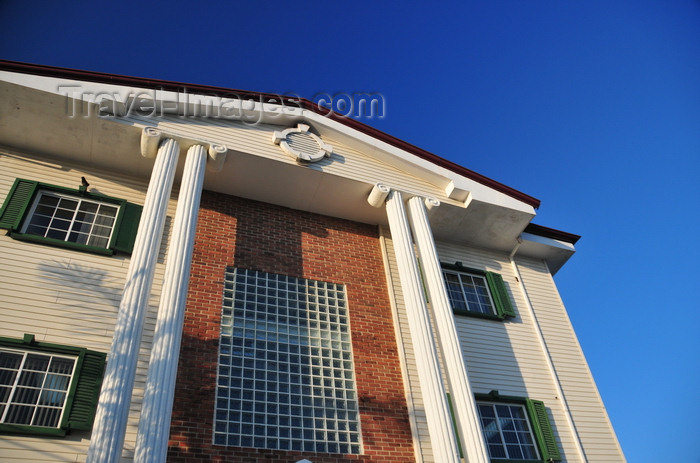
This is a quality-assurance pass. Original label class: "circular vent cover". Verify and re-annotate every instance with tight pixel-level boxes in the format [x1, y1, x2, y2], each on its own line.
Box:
[272, 124, 333, 163]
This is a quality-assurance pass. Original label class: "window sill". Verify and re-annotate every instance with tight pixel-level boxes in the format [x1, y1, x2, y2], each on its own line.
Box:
[0, 423, 68, 437]
[452, 309, 508, 321]
[9, 232, 115, 256]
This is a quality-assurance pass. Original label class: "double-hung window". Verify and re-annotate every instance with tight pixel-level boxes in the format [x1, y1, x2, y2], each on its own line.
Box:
[0, 335, 106, 436]
[23, 191, 119, 249]
[475, 392, 562, 462]
[442, 262, 516, 320]
[0, 178, 142, 255]
[478, 401, 540, 460]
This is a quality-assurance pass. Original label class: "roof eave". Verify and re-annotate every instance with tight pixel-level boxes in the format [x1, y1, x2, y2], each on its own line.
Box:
[0, 59, 540, 208]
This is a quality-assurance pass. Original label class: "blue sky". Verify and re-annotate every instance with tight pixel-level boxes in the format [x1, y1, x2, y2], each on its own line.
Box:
[2, 1, 699, 461]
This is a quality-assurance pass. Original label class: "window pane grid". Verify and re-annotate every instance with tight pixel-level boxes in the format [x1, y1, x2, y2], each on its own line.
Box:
[477, 402, 539, 460]
[215, 268, 362, 455]
[23, 192, 118, 249]
[0, 349, 76, 428]
[443, 270, 496, 315]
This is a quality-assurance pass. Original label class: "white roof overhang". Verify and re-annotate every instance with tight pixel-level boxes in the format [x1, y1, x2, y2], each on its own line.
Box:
[0, 68, 575, 271]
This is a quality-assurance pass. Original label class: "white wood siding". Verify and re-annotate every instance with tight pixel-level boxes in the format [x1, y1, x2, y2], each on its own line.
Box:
[380, 229, 613, 462]
[0, 149, 175, 462]
[437, 243, 581, 461]
[515, 256, 626, 462]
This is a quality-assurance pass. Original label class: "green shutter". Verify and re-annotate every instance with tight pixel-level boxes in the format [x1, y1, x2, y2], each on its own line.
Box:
[1, 178, 141, 255]
[526, 399, 562, 462]
[0, 336, 106, 435]
[112, 201, 142, 254]
[0, 179, 38, 230]
[486, 271, 516, 318]
[65, 349, 106, 431]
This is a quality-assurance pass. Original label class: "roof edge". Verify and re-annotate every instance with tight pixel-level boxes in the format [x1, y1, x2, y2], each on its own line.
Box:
[523, 223, 581, 244]
[0, 59, 540, 208]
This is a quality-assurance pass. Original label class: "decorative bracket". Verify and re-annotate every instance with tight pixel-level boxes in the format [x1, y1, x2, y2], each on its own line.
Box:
[140, 127, 228, 171]
[140, 127, 162, 159]
[424, 197, 440, 211]
[367, 183, 391, 208]
[207, 144, 227, 172]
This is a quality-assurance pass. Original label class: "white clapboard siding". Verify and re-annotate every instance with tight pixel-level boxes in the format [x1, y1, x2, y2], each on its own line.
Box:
[515, 256, 626, 462]
[0, 435, 92, 463]
[0, 149, 177, 462]
[122, 114, 454, 205]
[437, 242, 585, 461]
[380, 228, 599, 462]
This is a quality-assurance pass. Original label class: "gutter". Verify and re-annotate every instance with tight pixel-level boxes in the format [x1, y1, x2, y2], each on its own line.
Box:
[524, 223, 581, 244]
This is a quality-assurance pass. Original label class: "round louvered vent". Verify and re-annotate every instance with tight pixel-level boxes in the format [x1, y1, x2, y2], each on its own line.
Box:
[272, 124, 333, 163]
[286, 132, 321, 159]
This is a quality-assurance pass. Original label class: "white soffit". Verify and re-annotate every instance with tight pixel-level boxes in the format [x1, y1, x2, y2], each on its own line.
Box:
[517, 232, 576, 275]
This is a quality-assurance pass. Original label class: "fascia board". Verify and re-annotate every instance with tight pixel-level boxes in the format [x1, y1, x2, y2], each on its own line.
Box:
[520, 232, 576, 253]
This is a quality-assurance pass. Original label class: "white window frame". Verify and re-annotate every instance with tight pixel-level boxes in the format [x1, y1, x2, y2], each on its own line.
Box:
[20, 191, 120, 249]
[477, 401, 541, 461]
[0, 348, 77, 429]
[443, 269, 497, 316]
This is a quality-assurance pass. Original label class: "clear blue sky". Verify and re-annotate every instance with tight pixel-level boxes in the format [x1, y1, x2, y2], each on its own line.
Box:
[2, 1, 699, 461]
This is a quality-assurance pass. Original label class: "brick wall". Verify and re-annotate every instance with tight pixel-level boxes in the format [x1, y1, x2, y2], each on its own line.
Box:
[168, 191, 415, 463]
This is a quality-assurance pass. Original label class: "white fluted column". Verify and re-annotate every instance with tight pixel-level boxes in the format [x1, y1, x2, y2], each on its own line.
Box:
[407, 196, 489, 463]
[385, 190, 461, 463]
[134, 144, 208, 462]
[88, 137, 180, 463]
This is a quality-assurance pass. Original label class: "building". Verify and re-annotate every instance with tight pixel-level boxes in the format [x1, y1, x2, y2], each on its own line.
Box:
[0, 60, 626, 463]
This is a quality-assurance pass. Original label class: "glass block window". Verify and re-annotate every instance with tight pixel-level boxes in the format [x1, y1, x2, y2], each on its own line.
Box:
[214, 267, 362, 455]
[477, 402, 540, 460]
[22, 192, 119, 249]
[443, 270, 496, 315]
[0, 349, 77, 428]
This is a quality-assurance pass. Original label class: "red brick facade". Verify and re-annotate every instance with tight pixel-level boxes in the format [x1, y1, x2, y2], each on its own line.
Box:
[168, 191, 415, 462]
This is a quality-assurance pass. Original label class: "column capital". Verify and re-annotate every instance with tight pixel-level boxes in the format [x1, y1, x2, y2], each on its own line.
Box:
[424, 196, 440, 210]
[139, 126, 228, 170]
[140, 127, 162, 158]
[207, 143, 227, 172]
[367, 184, 442, 212]
[367, 183, 391, 208]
